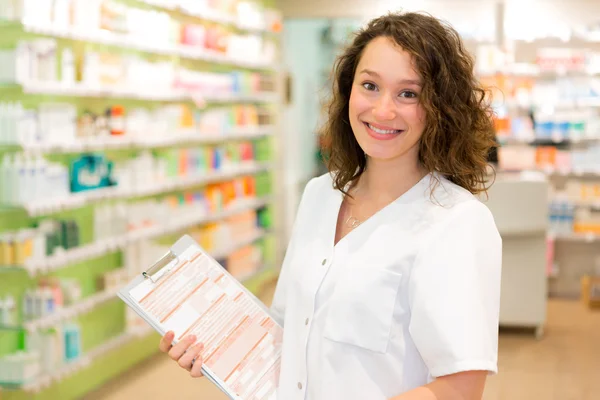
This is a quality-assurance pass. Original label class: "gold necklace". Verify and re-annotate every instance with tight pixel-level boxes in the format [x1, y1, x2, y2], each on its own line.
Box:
[344, 185, 362, 229]
[345, 214, 361, 229]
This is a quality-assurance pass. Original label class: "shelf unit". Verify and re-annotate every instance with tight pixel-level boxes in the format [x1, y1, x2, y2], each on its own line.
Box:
[1, 125, 274, 154]
[14, 21, 276, 70]
[3, 162, 270, 217]
[482, 32, 600, 300]
[0, 229, 270, 333]
[1, 327, 153, 394]
[0, 0, 283, 398]
[0, 196, 271, 275]
[10, 81, 279, 102]
[135, 0, 275, 33]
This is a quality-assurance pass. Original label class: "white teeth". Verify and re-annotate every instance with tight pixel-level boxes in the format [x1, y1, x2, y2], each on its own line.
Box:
[367, 123, 400, 135]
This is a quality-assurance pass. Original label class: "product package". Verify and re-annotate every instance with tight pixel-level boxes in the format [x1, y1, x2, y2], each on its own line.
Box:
[117, 235, 281, 400]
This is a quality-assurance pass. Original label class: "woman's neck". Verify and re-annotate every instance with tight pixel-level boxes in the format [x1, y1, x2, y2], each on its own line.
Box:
[355, 156, 428, 205]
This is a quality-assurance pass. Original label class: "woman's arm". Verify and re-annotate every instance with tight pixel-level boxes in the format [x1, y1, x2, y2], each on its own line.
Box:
[404, 201, 501, 400]
[390, 371, 487, 400]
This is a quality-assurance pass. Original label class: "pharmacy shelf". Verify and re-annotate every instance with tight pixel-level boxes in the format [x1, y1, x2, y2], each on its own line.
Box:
[5, 125, 274, 154]
[2, 229, 270, 334]
[497, 136, 600, 145]
[15, 81, 278, 103]
[503, 98, 600, 109]
[9, 162, 270, 216]
[550, 232, 600, 243]
[210, 229, 269, 260]
[23, 288, 119, 332]
[14, 326, 154, 393]
[19, 22, 275, 70]
[499, 168, 600, 178]
[1, 197, 271, 276]
[136, 0, 273, 34]
[573, 201, 600, 210]
[482, 65, 600, 78]
[547, 169, 600, 178]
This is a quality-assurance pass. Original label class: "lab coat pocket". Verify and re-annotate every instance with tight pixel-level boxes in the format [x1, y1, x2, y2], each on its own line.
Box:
[323, 268, 402, 354]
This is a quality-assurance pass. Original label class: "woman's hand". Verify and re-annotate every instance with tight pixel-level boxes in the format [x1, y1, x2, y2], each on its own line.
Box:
[159, 331, 205, 378]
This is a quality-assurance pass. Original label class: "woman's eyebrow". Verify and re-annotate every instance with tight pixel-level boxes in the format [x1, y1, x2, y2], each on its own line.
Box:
[359, 69, 422, 86]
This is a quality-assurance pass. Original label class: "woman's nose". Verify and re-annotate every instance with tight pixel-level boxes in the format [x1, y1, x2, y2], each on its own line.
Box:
[372, 94, 396, 120]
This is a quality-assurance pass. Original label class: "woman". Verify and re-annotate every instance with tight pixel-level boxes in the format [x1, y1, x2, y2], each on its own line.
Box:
[160, 11, 501, 400]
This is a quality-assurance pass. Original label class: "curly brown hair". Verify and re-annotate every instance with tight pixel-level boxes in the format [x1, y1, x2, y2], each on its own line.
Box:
[320, 11, 497, 195]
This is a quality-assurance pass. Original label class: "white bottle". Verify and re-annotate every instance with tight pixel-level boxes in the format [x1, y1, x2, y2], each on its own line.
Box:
[0, 102, 6, 144]
[3, 102, 16, 145]
[61, 48, 75, 86]
[14, 41, 31, 84]
[33, 228, 47, 264]
[0, 155, 13, 204]
[94, 204, 106, 241]
[42, 287, 54, 316]
[8, 102, 21, 145]
[12, 153, 24, 204]
[4, 295, 16, 325]
[53, 0, 71, 28]
[0, 297, 5, 325]
[34, 154, 47, 200]
[24, 152, 36, 201]
[16, 103, 31, 146]
[23, 290, 34, 321]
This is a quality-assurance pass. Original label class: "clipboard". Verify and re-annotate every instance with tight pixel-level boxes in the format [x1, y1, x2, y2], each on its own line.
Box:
[117, 234, 282, 400]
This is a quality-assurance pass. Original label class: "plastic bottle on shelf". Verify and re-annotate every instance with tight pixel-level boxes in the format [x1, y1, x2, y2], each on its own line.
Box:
[108, 105, 126, 135]
[94, 204, 107, 241]
[113, 202, 128, 236]
[0, 155, 12, 204]
[16, 107, 37, 146]
[0, 102, 7, 144]
[61, 48, 75, 85]
[22, 290, 34, 321]
[1, 102, 12, 145]
[11, 153, 28, 205]
[33, 153, 47, 199]
[22, 153, 35, 201]
[1, 295, 16, 326]
[44, 161, 69, 200]
[8, 102, 20, 145]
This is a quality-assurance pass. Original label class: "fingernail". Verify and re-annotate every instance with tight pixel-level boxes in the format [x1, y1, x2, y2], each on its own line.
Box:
[190, 335, 197, 342]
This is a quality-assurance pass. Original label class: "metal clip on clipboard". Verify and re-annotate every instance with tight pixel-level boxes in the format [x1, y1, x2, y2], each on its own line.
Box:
[142, 249, 179, 283]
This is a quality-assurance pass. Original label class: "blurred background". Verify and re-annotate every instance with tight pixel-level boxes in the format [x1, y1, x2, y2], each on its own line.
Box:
[0, 0, 599, 399]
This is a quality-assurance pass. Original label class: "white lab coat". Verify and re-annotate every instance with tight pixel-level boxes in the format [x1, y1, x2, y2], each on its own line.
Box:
[270, 171, 502, 400]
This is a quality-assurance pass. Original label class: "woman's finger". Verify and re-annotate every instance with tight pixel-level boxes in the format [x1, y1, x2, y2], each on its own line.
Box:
[190, 352, 205, 378]
[178, 342, 204, 371]
[159, 331, 175, 353]
[168, 335, 196, 361]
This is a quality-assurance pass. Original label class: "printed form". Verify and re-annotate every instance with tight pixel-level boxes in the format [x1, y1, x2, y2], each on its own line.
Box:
[129, 247, 282, 400]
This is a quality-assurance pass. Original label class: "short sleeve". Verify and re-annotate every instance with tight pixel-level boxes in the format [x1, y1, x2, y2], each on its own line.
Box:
[408, 200, 502, 378]
[269, 178, 316, 327]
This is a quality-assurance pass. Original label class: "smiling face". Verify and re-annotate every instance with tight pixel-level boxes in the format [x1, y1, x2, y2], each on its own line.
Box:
[349, 36, 426, 166]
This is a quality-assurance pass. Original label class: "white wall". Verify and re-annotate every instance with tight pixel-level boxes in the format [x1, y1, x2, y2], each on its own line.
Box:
[278, 0, 499, 41]
[280, 20, 329, 240]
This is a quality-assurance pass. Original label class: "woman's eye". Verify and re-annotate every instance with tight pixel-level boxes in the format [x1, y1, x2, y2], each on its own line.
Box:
[399, 91, 418, 99]
[362, 82, 377, 91]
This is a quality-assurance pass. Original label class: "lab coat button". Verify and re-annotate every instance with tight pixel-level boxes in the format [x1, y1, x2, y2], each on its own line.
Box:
[298, 382, 303, 390]
[305, 318, 309, 325]
[321, 259, 327, 265]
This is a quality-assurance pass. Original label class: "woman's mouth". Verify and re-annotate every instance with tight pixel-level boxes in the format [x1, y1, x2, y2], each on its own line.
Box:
[364, 122, 404, 140]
